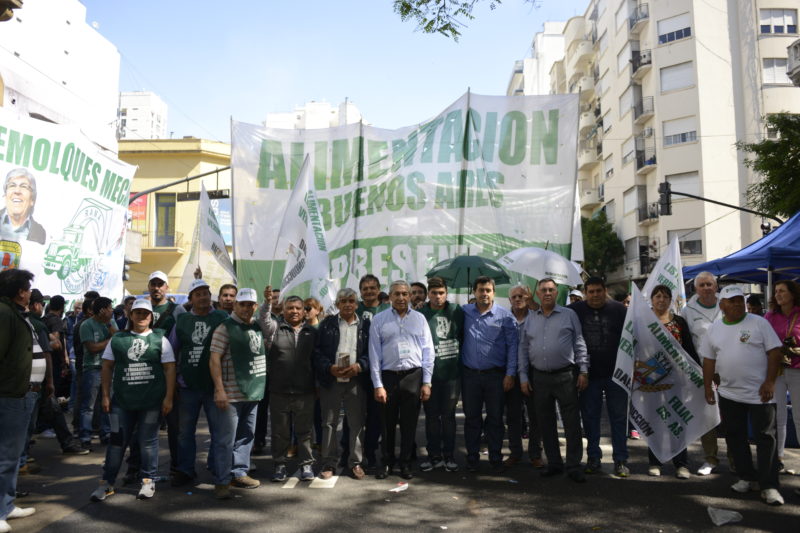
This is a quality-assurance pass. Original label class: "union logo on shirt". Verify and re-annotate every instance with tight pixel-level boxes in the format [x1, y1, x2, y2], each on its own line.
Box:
[739, 330, 751, 343]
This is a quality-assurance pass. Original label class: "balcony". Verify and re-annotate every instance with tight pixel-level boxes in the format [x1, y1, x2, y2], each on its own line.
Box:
[141, 231, 185, 253]
[579, 139, 601, 169]
[637, 202, 660, 225]
[629, 3, 649, 33]
[580, 188, 602, 209]
[631, 49, 652, 81]
[789, 39, 800, 87]
[635, 147, 657, 174]
[579, 110, 595, 133]
[564, 16, 586, 47]
[633, 96, 654, 124]
[578, 76, 595, 101]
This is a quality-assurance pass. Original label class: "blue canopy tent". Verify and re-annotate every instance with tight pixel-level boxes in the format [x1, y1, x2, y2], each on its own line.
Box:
[683, 211, 800, 305]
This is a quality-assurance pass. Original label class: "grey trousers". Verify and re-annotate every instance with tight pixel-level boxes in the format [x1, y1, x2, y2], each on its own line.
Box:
[319, 380, 366, 469]
[532, 367, 583, 472]
[270, 392, 315, 466]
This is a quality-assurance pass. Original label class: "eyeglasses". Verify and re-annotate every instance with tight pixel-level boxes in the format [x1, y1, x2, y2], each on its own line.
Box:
[304, 306, 312, 312]
[6, 182, 32, 192]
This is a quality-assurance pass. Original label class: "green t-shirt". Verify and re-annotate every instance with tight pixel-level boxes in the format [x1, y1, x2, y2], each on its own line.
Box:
[152, 301, 179, 335]
[357, 302, 389, 322]
[176, 309, 228, 392]
[110, 331, 167, 411]
[80, 318, 111, 371]
[420, 302, 464, 382]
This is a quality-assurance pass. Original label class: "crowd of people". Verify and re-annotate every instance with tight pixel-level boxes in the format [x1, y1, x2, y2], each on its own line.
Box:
[0, 267, 798, 531]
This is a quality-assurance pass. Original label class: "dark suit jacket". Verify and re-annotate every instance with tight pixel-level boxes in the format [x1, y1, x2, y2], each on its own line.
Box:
[313, 314, 370, 389]
[0, 208, 46, 244]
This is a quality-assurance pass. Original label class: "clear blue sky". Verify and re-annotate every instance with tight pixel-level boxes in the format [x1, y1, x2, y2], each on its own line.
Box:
[82, 0, 586, 142]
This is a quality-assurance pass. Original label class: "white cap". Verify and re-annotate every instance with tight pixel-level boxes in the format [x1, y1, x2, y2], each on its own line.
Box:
[236, 288, 258, 303]
[131, 299, 153, 313]
[188, 279, 210, 296]
[720, 286, 745, 300]
[569, 289, 584, 299]
[148, 271, 168, 283]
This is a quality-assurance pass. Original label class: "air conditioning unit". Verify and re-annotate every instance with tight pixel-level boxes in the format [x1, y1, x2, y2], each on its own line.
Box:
[642, 127, 654, 138]
[641, 50, 651, 63]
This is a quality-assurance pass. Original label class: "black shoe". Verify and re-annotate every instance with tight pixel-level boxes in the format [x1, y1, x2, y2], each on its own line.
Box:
[568, 470, 586, 483]
[584, 458, 602, 474]
[541, 467, 564, 477]
[170, 470, 193, 487]
[15, 491, 30, 498]
[376, 465, 390, 480]
[490, 462, 505, 474]
[400, 465, 414, 480]
[466, 460, 479, 472]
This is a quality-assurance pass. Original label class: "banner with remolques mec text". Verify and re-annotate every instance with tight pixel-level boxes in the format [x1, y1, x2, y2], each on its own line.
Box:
[231, 92, 578, 295]
[0, 108, 135, 306]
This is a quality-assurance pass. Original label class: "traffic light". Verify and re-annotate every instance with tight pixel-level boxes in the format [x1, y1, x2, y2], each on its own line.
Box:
[122, 263, 130, 281]
[658, 181, 672, 216]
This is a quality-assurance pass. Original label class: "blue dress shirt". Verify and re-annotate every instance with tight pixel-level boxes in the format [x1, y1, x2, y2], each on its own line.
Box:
[461, 302, 518, 376]
[369, 306, 435, 388]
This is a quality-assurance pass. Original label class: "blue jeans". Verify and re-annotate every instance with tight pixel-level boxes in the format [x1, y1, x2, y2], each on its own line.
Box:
[176, 388, 217, 477]
[423, 379, 460, 458]
[103, 403, 161, 484]
[79, 368, 110, 443]
[209, 401, 258, 485]
[461, 368, 505, 464]
[0, 393, 39, 519]
[580, 377, 629, 463]
[18, 391, 40, 468]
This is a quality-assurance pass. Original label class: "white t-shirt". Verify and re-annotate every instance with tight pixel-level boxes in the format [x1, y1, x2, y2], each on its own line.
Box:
[102, 330, 176, 363]
[700, 313, 782, 404]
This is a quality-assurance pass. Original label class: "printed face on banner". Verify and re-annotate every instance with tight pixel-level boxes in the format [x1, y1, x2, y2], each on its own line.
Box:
[0, 110, 136, 306]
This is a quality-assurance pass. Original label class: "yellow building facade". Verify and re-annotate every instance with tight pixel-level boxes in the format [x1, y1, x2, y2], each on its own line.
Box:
[119, 138, 232, 295]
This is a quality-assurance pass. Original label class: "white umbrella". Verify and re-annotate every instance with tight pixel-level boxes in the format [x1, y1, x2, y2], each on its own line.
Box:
[498, 247, 584, 287]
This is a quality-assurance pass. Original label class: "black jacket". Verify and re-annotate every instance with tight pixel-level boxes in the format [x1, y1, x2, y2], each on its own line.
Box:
[313, 314, 370, 389]
[267, 322, 317, 394]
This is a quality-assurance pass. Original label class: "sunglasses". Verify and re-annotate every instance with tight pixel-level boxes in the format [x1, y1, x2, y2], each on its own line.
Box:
[304, 306, 312, 312]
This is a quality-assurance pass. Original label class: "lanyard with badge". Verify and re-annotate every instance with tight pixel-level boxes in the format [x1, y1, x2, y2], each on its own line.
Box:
[395, 311, 413, 360]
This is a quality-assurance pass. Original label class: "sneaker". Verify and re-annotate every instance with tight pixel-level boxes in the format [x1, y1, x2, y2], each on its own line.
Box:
[584, 458, 602, 474]
[300, 464, 314, 481]
[80, 441, 93, 452]
[62, 443, 90, 455]
[40, 429, 56, 438]
[761, 488, 784, 505]
[0, 520, 9, 533]
[419, 459, 434, 472]
[731, 479, 758, 493]
[170, 470, 193, 487]
[432, 457, 446, 470]
[444, 458, 458, 472]
[696, 462, 716, 476]
[676, 467, 691, 480]
[18, 463, 41, 475]
[137, 479, 155, 499]
[647, 466, 661, 477]
[629, 430, 641, 440]
[214, 484, 231, 500]
[231, 475, 261, 488]
[7, 506, 36, 519]
[90, 482, 114, 502]
[613, 462, 630, 478]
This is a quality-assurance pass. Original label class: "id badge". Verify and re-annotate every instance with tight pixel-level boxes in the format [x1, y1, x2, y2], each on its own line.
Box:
[398, 341, 412, 360]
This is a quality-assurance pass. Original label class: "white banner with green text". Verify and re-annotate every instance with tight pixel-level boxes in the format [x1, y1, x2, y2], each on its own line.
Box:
[231, 93, 579, 297]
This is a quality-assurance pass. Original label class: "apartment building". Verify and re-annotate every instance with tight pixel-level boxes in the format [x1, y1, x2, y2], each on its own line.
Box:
[539, 0, 800, 284]
[119, 91, 169, 140]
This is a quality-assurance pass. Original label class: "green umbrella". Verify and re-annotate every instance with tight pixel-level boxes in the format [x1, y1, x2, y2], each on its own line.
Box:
[425, 255, 511, 290]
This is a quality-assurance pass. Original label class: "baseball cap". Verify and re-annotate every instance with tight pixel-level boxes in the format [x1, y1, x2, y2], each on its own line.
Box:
[148, 271, 168, 283]
[131, 299, 153, 313]
[236, 288, 258, 303]
[188, 279, 210, 296]
[720, 286, 745, 300]
[29, 289, 44, 304]
[49, 295, 65, 309]
[569, 289, 584, 299]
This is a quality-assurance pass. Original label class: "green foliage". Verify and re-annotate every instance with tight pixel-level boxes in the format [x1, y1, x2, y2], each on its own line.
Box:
[393, 0, 501, 40]
[581, 211, 624, 279]
[737, 113, 800, 219]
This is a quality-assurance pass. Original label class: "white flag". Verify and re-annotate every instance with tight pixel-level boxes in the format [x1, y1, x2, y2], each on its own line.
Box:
[276, 156, 335, 310]
[642, 236, 686, 310]
[613, 285, 720, 463]
[178, 184, 237, 293]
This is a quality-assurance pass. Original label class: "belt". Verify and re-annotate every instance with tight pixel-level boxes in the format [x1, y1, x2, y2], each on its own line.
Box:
[533, 364, 575, 375]
[463, 366, 505, 375]
[382, 368, 420, 377]
[28, 383, 41, 393]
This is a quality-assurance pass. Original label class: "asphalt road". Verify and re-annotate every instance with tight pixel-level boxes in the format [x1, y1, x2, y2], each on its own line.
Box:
[10, 412, 800, 533]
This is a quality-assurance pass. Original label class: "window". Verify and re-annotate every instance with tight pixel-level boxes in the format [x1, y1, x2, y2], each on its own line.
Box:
[604, 154, 614, 179]
[155, 193, 176, 247]
[657, 12, 692, 44]
[663, 116, 697, 146]
[623, 185, 644, 213]
[603, 200, 616, 225]
[763, 58, 791, 84]
[666, 171, 700, 197]
[622, 137, 635, 165]
[760, 9, 798, 34]
[617, 42, 631, 74]
[615, 0, 630, 30]
[625, 237, 646, 262]
[668, 228, 702, 255]
[619, 85, 633, 118]
[598, 31, 608, 54]
[660, 61, 694, 92]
